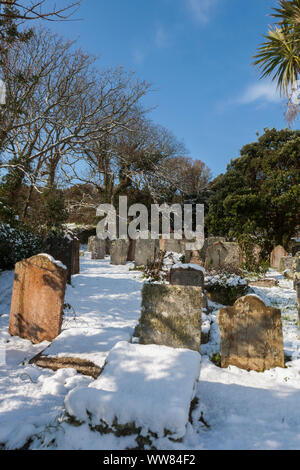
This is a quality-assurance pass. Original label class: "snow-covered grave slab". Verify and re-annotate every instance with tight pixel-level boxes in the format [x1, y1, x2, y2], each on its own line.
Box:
[65, 341, 201, 445]
[33, 326, 133, 370]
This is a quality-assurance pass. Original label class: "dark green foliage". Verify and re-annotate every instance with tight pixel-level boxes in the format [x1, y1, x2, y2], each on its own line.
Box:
[38, 188, 68, 233]
[0, 223, 43, 270]
[207, 128, 300, 251]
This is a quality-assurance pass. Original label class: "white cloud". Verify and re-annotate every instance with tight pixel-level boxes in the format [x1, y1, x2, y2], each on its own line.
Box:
[155, 25, 170, 48]
[186, 0, 219, 24]
[238, 81, 282, 105]
[132, 48, 146, 65]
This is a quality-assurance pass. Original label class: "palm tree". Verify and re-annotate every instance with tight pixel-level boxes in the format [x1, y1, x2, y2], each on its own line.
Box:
[254, 1, 300, 121]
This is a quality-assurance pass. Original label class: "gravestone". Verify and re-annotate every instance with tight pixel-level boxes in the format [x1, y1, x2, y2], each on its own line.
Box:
[294, 255, 300, 321]
[91, 238, 106, 260]
[110, 239, 129, 265]
[134, 239, 159, 267]
[200, 237, 226, 262]
[88, 236, 96, 252]
[105, 239, 111, 256]
[159, 235, 185, 254]
[170, 264, 204, 288]
[292, 239, 300, 257]
[135, 283, 202, 351]
[127, 238, 136, 262]
[72, 238, 80, 274]
[248, 279, 277, 288]
[205, 241, 241, 270]
[185, 250, 203, 266]
[218, 295, 284, 372]
[43, 232, 78, 284]
[270, 245, 287, 270]
[279, 256, 295, 277]
[9, 254, 67, 344]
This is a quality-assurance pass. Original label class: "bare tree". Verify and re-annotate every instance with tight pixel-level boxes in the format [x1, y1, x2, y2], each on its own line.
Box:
[0, 0, 80, 21]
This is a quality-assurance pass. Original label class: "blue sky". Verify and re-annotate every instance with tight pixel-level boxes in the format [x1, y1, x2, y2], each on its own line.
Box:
[50, 0, 288, 177]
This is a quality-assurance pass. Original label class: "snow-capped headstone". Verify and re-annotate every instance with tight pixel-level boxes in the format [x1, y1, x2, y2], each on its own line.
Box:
[270, 245, 287, 270]
[205, 241, 242, 270]
[134, 239, 159, 267]
[64, 341, 201, 446]
[110, 239, 129, 265]
[218, 294, 284, 372]
[136, 283, 202, 351]
[170, 263, 205, 287]
[91, 238, 106, 260]
[9, 254, 67, 344]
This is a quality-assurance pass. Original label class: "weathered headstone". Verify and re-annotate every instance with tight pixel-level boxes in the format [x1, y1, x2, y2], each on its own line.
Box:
[159, 235, 185, 254]
[91, 238, 106, 260]
[170, 264, 205, 288]
[134, 239, 159, 267]
[135, 283, 202, 351]
[279, 256, 295, 277]
[294, 255, 300, 321]
[291, 238, 300, 257]
[105, 239, 111, 256]
[88, 236, 96, 252]
[127, 238, 136, 262]
[72, 238, 80, 274]
[205, 241, 241, 270]
[200, 237, 226, 262]
[43, 232, 78, 283]
[9, 254, 67, 344]
[270, 245, 287, 270]
[248, 279, 277, 288]
[110, 239, 129, 265]
[218, 295, 284, 372]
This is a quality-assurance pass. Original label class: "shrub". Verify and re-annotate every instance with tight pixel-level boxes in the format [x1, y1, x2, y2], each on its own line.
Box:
[0, 223, 43, 271]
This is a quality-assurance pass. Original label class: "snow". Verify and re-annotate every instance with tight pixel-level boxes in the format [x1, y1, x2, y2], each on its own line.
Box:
[0, 253, 300, 450]
[172, 263, 205, 274]
[205, 273, 248, 287]
[38, 253, 67, 270]
[65, 341, 201, 440]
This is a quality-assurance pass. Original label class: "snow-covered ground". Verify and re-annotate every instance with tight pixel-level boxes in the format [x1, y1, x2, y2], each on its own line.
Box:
[0, 253, 299, 450]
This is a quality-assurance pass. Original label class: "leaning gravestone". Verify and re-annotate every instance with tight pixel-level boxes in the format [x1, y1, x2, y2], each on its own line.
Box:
[205, 241, 241, 270]
[134, 239, 159, 267]
[91, 238, 106, 260]
[9, 254, 67, 344]
[218, 294, 284, 372]
[110, 239, 129, 265]
[270, 245, 287, 270]
[170, 264, 205, 288]
[135, 283, 202, 352]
